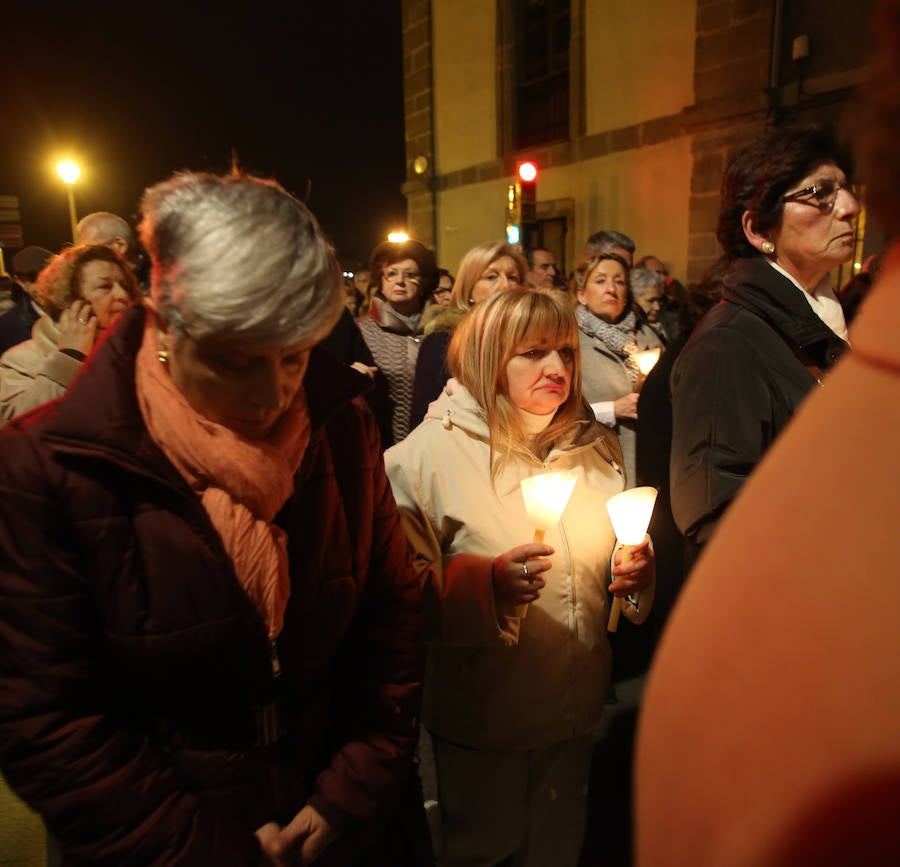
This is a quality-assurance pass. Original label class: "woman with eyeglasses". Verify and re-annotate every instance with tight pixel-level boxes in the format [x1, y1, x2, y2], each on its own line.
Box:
[357, 239, 438, 447]
[670, 126, 858, 561]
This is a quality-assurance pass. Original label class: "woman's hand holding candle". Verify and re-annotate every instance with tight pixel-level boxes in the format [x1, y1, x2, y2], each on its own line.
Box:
[605, 485, 658, 631]
[609, 537, 654, 597]
[492, 542, 554, 609]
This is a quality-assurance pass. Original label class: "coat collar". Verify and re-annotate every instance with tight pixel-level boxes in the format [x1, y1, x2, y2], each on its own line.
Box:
[726, 257, 847, 356]
[423, 386, 624, 471]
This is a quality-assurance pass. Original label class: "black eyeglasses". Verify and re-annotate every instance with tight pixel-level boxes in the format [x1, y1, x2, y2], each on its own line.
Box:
[781, 178, 857, 213]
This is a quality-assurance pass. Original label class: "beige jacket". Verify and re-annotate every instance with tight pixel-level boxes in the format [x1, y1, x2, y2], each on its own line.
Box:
[0, 316, 81, 422]
[579, 318, 663, 487]
[385, 388, 653, 750]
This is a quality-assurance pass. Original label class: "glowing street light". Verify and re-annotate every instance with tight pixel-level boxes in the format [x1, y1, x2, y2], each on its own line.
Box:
[56, 161, 81, 243]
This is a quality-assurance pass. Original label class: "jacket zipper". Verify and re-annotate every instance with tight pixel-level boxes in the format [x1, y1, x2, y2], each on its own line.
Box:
[542, 459, 578, 629]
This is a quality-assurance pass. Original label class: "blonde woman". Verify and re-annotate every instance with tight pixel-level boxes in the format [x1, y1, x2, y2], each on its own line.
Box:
[387, 290, 654, 866]
[409, 240, 527, 430]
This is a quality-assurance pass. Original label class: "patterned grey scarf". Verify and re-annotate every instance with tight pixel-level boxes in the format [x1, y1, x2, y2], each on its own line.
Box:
[575, 303, 640, 386]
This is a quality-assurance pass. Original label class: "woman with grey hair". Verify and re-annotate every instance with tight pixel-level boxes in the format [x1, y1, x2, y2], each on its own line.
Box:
[630, 266, 669, 343]
[0, 172, 426, 866]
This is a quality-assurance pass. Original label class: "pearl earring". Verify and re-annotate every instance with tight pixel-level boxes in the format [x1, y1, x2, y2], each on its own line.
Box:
[761, 240, 775, 255]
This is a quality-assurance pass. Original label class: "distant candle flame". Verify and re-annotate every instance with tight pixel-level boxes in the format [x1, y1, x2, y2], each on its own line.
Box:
[632, 347, 661, 376]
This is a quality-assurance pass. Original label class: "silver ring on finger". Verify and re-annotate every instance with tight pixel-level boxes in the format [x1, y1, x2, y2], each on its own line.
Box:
[78, 317, 87, 325]
[522, 562, 529, 581]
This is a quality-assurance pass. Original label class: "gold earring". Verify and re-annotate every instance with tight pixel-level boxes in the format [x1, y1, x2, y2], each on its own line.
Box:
[761, 240, 775, 255]
[156, 348, 169, 364]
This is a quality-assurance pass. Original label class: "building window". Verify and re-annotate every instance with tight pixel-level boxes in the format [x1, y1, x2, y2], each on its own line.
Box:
[514, 0, 570, 149]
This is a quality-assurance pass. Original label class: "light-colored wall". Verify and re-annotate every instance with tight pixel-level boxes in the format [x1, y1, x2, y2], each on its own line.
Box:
[436, 137, 693, 282]
[432, 0, 497, 175]
[437, 182, 510, 273]
[585, 0, 696, 133]
[570, 137, 694, 280]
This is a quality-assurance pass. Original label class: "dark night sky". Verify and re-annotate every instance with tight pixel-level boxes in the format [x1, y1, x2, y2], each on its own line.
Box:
[0, 1, 406, 269]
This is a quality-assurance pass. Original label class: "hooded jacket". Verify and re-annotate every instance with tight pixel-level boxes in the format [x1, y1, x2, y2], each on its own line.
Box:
[670, 257, 848, 548]
[385, 388, 652, 752]
[0, 306, 424, 866]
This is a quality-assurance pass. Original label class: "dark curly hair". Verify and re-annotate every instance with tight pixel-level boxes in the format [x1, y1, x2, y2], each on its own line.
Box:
[716, 126, 852, 261]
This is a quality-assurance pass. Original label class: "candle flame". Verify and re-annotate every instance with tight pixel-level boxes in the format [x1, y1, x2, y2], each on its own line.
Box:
[521, 471, 577, 531]
[605, 486, 658, 545]
[632, 347, 662, 376]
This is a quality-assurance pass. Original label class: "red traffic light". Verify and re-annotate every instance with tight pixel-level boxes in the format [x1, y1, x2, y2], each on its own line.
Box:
[517, 161, 538, 182]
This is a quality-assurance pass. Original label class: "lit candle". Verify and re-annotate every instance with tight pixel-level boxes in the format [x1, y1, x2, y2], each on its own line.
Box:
[605, 486, 657, 632]
[632, 347, 662, 376]
[521, 471, 577, 544]
[517, 471, 577, 616]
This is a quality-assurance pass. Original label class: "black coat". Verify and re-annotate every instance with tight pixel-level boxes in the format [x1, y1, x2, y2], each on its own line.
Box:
[0, 292, 41, 355]
[670, 257, 848, 549]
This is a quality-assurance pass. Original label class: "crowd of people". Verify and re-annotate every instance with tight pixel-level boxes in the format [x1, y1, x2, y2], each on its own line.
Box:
[0, 18, 898, 860]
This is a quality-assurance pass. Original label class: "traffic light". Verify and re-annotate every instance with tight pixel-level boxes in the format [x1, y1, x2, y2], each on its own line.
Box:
[506, 161, 538, 248]
[518, 161, 538, 222]
[506, 184, 520, 245]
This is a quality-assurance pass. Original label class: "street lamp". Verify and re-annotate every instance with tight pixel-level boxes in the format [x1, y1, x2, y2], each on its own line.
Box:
[56, 161, 80, 243]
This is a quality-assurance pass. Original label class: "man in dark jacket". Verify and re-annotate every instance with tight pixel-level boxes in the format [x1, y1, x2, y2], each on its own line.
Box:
[0, 245, 53, 354]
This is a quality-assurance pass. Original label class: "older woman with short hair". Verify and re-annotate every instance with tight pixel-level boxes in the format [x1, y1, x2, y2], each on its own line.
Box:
[630, 265, 668, 343]
[670, 125, 857, 556]
[0, 243, 140, 421]
[409, 240, 527, 430]
[0, 172, 425, 866]
[387, 290, 654, 866]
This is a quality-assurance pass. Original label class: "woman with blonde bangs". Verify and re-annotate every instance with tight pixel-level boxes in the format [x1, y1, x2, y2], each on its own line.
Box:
[409, 240, 527, 430]
[386, 290, 655, 866]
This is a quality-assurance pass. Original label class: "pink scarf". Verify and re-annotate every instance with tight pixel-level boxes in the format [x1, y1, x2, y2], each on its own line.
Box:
[135, 316, 310, 640]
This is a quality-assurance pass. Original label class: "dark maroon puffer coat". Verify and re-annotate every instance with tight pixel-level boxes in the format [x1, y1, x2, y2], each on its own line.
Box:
[0, 306, 425, 865]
